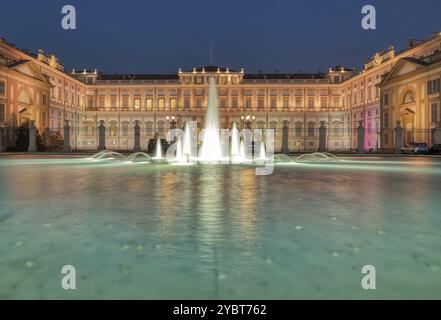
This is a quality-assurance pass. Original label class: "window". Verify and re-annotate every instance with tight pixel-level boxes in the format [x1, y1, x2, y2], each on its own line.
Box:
[158, 98, 164, 110]
[123, 99, 128, 109]
[321, 98, 327, 109]
[333, 98, 339, 108]
[307, 122, 315, 137]
[295, 122, 302, 136]
[109, 122, 117, 137]
[0, 103, 5, 122]
[245, 99, 251, 109]
[170, 98, 177, 110]
[432, 103, 439, 123]
[383, 94, 389, 106]
[146, 122, 153, 137]
[296, 98, 301, 108]
[122, 122, 129, 136]
[271, 99, 277, 109]
[428, 79, 440, 94]
[196, 99, 202, 108]
[87, 99, 94, 109]
[184, 98, 190, 109]
[384, 112, 389, 128]
[42, 93, 47, 106]
[232, 98, 238, 109]
[258, 99, 264, 109]
[0, 81, 5, 96]
[308, 97, 314, 108]
[146, 98, 152, 110]
[220, 99, 226, 108]
[99, 99, 104, 109]
[134, 98, 140, 110]
[111, 99, 116, 109]
[283, 99, 289, 109]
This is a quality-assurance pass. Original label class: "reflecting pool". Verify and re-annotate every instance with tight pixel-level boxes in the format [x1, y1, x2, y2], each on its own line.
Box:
[0, 155, 441, 299]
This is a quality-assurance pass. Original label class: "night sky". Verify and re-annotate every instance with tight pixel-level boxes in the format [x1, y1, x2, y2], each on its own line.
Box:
[1, 0, 440, 74]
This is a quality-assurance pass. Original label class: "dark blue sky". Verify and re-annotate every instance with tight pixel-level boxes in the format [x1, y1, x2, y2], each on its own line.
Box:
[1, 0, 440, 74]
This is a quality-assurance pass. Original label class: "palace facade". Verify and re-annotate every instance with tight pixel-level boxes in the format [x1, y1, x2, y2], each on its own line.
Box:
[1, 32, 441, 152]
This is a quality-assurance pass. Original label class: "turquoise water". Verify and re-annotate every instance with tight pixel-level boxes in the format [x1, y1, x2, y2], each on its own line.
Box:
[0, 155, 441, 299]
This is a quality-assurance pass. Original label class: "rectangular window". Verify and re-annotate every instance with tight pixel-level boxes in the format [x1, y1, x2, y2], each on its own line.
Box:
[87, 99, 94, 109]
[146, 98, 152, 110]
[308, 97, 314, 108]
[42, 93, 47, 106]
[111, 99, 116, 109]
[296, 98, 301, 108]
[270, 99, 277, 109]
[158, 98, 164, 110]
[428, 79, 440, 94]
[245, 99, 251, 109]
[258, 99, 264, 109]
[134, 98, 140, 110]
[232, 98, 238, 109]
[123, 99, 128, 109]
[184, 98, 190, 109]
[99, 99, 104, 109]
[196, 99, 202, 108]
[283, 99, 289, 109]
[384, 112, 389, 128]
[321, 98, 327, 109]
[431, 103, 439, 123]
[0, 81, 5, 96]
[0, 103, 5, 122]
[333, 98, 339, 108]
[170, 98, 177, 110]
[383, 94, 389, 106]
[220, 99, 225, 108]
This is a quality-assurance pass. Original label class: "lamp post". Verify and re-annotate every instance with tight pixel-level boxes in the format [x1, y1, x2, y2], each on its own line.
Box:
[166, 115, 176, 129]
[241, 114, 255, 130]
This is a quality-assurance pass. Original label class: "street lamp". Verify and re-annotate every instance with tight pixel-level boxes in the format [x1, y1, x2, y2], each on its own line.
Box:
[241, 114, 255, 129]
[166, 115, 176, 129]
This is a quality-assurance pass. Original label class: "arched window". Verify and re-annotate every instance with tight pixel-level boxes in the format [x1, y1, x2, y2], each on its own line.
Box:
[121, 121, 129, 136]
[256, 121, 265, 129]
[145, 121, 153, 137]
[402, 90, 415, 104]
[157, 120, 165, 137]
[295, 122, 303, 137]
[85, 123, 94, 137]
[307, 122, 315, 137]
[109, 121, 117, 137]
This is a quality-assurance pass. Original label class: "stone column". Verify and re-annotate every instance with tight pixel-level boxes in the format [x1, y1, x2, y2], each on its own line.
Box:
[98, 120, 106, 151]
[0, 125, 5, 152]
[319, 121, 327, 152]
[281, 121, 289, 154]
[63, 121, 72, 152]
[28, 121, 37, 152]
[432, 121, 441, 145]
[357, 121, 365, 154]
[133, 120, 141, 152]
[394, 121, 404, 153]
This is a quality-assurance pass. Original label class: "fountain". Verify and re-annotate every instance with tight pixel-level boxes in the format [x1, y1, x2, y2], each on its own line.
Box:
[256, 141, 267, 161]
[153, 137, 163, 160]
[125, 152, 152, 162]
[198, 77, 223, 163]
[90, 150, 126, 161]
[296, 152, 340, 163]
[230, 122, 241, 163]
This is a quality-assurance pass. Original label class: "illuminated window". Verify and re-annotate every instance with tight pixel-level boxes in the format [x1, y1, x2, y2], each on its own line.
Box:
[296, 98, 301, 108]
[170, 98, 177, 110]
[270, 99, 277, 109]
[158, 98, 164, 110]
[308, 97, 314, 108]
[283, 99, 289, 109]
[134, 98, 141, 110]
[111, 99, 116, 109]
[245, 99, 251, 109]
[146, 98, 152, 110]
[109, 122, 117, 137]
[123, 99, 128, 109]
